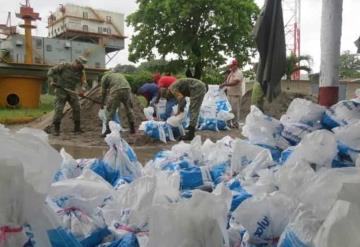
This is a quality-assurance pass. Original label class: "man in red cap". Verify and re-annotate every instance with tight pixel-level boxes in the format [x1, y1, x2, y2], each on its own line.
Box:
[220, 59, 244, 128]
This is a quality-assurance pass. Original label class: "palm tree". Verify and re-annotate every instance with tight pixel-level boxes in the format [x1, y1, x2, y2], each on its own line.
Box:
[284, 53, 312, 80]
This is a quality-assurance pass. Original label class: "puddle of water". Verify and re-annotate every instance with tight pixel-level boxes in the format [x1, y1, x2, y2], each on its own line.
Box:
[51, 144, 166, 165]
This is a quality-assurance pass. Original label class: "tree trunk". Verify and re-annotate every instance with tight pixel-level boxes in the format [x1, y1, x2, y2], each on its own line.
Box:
[319, 0, 343, 107]
[193, 61, 203, 79]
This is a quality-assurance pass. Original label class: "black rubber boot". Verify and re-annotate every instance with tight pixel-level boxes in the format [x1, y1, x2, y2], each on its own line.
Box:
[73, 121, 84, 134]
[53, 122, 60, 136]
[129, 122, 136, 134]
[180, 126, 195, 141]
[101, 124, 111, 137]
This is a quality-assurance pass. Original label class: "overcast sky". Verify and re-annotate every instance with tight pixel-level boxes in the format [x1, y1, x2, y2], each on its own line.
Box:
[0, 0, 359, 73]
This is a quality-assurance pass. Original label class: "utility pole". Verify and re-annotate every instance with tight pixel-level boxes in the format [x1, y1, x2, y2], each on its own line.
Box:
[319, 0, 343, 107]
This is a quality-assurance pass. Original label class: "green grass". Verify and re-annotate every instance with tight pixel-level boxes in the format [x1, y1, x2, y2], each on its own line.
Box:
[0, 94, 55, 125]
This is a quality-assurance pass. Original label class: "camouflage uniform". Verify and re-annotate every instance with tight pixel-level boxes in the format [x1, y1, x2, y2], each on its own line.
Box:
[101, 72, 134, 129]
[48, 62, 85, 127]
[169, 78, 206, 128]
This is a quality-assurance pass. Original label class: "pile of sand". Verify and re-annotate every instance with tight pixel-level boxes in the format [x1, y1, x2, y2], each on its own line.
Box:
[240, 90, 316, 120]
[41, 87, 153, 146]
[34, 88, 315, 147]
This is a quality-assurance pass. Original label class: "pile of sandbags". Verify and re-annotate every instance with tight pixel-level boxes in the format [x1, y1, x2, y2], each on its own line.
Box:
[1, 95, 360, 247]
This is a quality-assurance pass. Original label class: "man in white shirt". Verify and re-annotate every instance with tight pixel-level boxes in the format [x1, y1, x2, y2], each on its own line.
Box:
[220, 59, 243, 128]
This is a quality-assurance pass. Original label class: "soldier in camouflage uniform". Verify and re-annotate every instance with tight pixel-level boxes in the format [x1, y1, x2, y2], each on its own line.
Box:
[169, 78, 206, 141]
[100, 71, 135, 136]
[48, 56, 87, 136]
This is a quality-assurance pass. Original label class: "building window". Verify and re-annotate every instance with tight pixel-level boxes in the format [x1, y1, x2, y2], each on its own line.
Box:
[106, 16, 111, 22]
[107, 28, 111, 34]
[83, 12, 88, 19]
[36, 39, 42, 48]
[46, 44, 52, 52]
[103, 27, 107, 32]
[98, 26, 102, 33]
[83, 25, 88, 32]
[95, 62, 101, 68]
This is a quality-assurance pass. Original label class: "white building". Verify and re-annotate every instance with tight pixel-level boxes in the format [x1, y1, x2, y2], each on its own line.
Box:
[47, 4, 125, 53]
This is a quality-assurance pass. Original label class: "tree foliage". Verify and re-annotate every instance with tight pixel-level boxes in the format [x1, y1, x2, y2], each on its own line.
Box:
[113, 64, 138, 74]
[284, 53, 312, 80]
[127, 0, 259, 79]
[137, 59, 186, 75]
[339, 50, 360, 79]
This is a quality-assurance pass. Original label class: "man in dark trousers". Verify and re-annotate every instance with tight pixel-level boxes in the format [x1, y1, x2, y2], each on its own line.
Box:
[48, 56, 87, 136]
[169, 78, 206, 141]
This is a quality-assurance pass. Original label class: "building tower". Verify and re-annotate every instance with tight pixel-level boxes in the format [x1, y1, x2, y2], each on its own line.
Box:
[283, 0, 301, 80]
[16, 0, 41, 64]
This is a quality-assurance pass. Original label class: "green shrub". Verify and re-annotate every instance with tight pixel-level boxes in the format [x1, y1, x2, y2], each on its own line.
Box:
[125, 70, 153, 93]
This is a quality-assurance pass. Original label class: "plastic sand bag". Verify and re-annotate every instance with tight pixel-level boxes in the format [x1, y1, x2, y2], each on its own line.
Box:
[284, 130, 337, 169]
[48, 169, 114, 215]
[322, 100, 360, 129]
[299, 168, 360, 220]
[312, 200, 360, 247]
[143, 106, 154, 120]
[0, 159, 53, 247]
[16, 127, 49, 143]
[155, 99, 167, 120]
[230, 192, 296, 245]
[242, 106, 290, 150]
[280, 98, 325, 126]
[226, 179, 252, 212]
[147, 189, 231, 247]
[0, 128, 61, 195]
[103, 122, 143, 178]
[179, 166, 213, 190]
[53, 149, 84, 182]
[281, 122, 318, 145]
[333, 121, 360, 162]
[278, 205, 322, 247]
[275, 161, 316, 199]
[139, 121, 175, 143]
[98, 108, 122, 135]
[231, 139, 270, 175]
[101, 176, 157, 240]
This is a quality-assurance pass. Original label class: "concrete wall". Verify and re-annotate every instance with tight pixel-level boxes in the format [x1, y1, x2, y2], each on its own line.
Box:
[0, 35, 106, 68]
[243, 79, 360, 100]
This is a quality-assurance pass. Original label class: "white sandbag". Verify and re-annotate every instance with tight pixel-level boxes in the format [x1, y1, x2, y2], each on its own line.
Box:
[101, 176, 156, 240]
[231, 192, 296, 245]
[231, 139, 269, 175]
[0, 128, 61, 195]
[312, 200, 360, 247]
[16, 127, 49, 143]
[333, 121, 360, 150]
[278, 205, 322, 247]
[241, 150, 275, 179]
[53, 149, 83, 182]
[280, 98, 325, 125]
[299, 168, 360, 220]
[155, 99, 167, 120]
[103, 122, 143, 178]
[144, 106, 155, 120]
[242, 106, 290, 149]
[166, 112, 185, 127]
[285, 130, 337, 169]
[275, 161, 316, 198]
[0, 159, 52, 247]
[49, 169, 113, 215]
[147, 189, 231, 247]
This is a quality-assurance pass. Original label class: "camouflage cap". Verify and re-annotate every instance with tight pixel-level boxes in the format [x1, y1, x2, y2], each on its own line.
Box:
[76, 56, 88, 65]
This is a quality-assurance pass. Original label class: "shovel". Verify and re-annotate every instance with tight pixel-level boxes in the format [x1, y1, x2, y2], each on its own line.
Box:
[53, 83, 102, 105]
